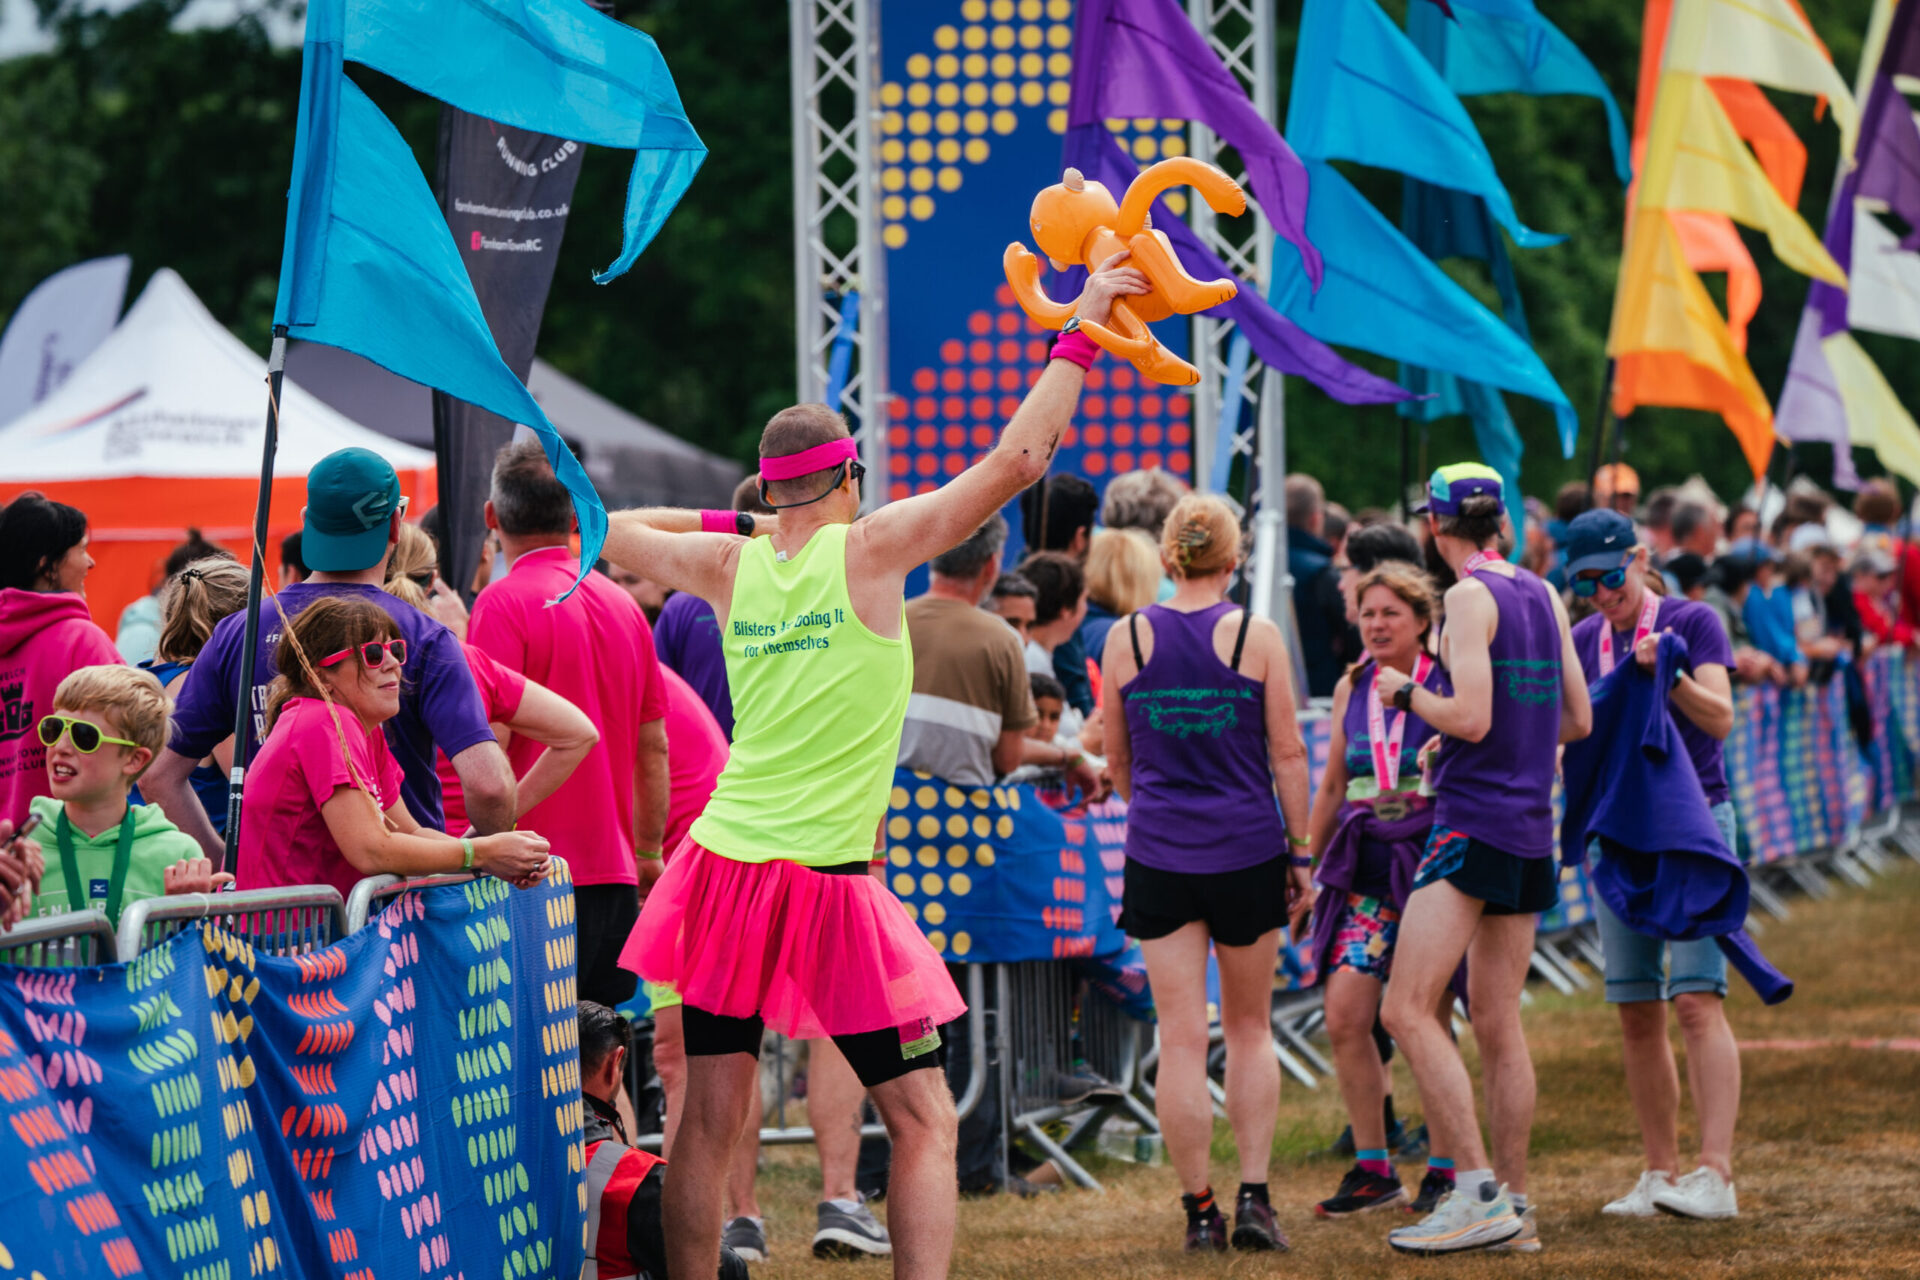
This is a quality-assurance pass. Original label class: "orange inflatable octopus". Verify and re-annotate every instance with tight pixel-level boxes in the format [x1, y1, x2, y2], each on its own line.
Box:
[1003, 157, 1247, 387]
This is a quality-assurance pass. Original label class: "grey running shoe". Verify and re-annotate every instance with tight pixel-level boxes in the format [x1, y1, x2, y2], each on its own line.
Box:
[721, 1216, 768, 1264]
[813, 1194, 893, 1258]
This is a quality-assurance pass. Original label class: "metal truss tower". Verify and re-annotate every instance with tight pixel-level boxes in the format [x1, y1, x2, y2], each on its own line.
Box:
[790, 0, 888, 496]
[1185, 0, 1290, 624]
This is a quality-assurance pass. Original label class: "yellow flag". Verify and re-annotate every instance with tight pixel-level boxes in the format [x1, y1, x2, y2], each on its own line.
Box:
[1609, 210, 1778, 479]
[1661, 0, 1857, 154]
[1637, 72, 1846, 283]
[1821, 331, 1920, 488]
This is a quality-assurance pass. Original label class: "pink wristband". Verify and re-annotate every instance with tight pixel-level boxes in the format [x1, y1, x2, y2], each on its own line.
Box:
[700, 509, 735, 534]
[1050, 329, 1100, 369]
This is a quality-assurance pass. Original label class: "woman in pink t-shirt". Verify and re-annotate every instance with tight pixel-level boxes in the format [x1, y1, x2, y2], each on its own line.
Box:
[237, 597, 551, 898]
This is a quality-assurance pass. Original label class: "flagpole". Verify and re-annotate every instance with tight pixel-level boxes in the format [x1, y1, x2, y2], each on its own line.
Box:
[1398, 416, 1410, 521]
[1586, 357, 1616, 509]
[222, 324, 288, 872]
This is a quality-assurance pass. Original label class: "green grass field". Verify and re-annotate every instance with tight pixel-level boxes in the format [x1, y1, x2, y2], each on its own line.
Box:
[742, 861, 1920, 1279]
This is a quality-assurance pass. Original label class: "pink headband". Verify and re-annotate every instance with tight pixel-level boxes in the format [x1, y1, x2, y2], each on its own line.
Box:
[759, 437, 859, 482]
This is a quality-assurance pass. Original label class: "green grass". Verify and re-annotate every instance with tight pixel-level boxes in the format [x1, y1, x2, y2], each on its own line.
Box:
[741, 861, 1920, 1278]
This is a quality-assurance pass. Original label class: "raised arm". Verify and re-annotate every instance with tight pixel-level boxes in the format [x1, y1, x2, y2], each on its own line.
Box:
[849, 253, 1150, 581]
[600, 511, 753, 617]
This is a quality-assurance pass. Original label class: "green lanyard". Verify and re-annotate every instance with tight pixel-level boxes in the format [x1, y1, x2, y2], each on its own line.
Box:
[56, 807, 136, 925]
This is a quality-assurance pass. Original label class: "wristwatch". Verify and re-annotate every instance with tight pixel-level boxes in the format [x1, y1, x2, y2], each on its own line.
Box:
[735, 511, 757, 537]
[1392, 680, 1418, 712]
[1061, 315, 1084, 335]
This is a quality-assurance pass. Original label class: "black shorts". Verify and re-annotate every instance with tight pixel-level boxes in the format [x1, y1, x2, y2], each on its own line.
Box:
[575, 884, 640, 1008]
[1120, 854, 1289, 948]
[681, 1004, 949, 1090]
[1412, 826, 1558, 916]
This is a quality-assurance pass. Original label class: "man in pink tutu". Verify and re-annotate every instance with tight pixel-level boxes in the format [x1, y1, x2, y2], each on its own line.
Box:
[603, 254, 1150, 1279]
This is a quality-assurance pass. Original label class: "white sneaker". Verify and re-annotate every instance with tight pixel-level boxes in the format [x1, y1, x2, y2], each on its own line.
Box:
[1388, 1182, 1524, 1255]
[1652, 1166, 1738, 1220]
[1487, 1205, 1541, 1253]
[1602, 1170, 1674, 1217]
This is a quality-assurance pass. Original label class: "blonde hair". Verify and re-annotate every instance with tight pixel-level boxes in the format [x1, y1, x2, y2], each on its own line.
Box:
[1348, 562, 1438, 681]
[1086, 528, 1161, 614]
[1159, 494, 1240, 579]
[53, 666, 170, 777]
[156, 556, 251, 663]
[384, 523, 438, 609]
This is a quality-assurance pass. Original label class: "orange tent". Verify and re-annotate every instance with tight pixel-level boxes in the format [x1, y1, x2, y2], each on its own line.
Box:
[0, 270, 435, 633]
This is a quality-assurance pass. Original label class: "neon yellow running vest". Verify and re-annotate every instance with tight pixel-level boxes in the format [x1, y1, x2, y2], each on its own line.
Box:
[690, 523, 913, 866]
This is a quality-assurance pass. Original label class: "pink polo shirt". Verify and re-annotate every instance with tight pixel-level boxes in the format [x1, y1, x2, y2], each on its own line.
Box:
[238, 696, 404, 900]
[661, 666, 729, 854]
[468, 547, 668, 885]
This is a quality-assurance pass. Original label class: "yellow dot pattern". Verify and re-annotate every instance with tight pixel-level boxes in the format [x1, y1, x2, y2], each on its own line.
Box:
[879, 2, 1186, 246]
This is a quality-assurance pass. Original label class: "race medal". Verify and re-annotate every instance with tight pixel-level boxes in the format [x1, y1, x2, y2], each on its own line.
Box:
[1368, 652, 1432, 818]
[1459, 549, 1502, 577]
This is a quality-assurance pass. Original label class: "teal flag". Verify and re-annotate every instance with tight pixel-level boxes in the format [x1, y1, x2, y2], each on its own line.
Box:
[1286, 0, 1562, 249]
[275, 0, 705, 598]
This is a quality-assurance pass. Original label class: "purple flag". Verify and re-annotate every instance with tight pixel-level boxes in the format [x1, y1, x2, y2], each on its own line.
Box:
[1062, 127, 1411, 404]
[1069, 0, 1322, 288]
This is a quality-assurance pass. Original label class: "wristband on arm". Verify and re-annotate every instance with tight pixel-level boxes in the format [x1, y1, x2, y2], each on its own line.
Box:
[1049, 329, 1101, 369]
[460, 837, 475, 871]
[700, 509, 736, 535]
[636, 849, 665, 862]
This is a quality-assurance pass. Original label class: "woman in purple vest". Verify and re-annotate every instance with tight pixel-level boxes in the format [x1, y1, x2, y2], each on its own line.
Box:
[1302, 561, 1459, 1220]
[1101, 495, 1312, 1256]
[1377, 464, 1590, 1257]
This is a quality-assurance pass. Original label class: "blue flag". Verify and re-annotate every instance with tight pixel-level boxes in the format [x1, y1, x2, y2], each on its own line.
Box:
[275, 0, 706, 597]
[1287, 0, 1561, 249]
[1268, 162, 1578, 450]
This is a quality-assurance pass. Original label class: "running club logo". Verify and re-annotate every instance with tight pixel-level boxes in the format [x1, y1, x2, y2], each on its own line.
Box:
[1493, 658, 1562, 705]
[1128, 686, 1252, 739]
[0, 678, 32, 744]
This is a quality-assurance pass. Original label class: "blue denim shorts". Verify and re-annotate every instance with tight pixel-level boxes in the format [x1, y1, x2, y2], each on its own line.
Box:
[1587, 801, 1734, 1004]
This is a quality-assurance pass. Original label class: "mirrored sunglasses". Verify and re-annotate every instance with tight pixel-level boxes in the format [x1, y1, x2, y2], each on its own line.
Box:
[1571, 565, 1631, 598]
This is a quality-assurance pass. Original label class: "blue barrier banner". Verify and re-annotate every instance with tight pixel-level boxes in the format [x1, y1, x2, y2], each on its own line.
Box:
[887, 767, 1127, 964]
[0, 869, 584, 1278]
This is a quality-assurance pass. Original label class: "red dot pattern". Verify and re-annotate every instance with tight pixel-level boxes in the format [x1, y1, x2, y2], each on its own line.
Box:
[886, 282, 1195, 503]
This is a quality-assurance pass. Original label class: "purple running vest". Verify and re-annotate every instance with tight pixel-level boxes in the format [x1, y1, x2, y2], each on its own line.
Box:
[1430, 568, 1564, 859]
[1121, 602, 1289, 874]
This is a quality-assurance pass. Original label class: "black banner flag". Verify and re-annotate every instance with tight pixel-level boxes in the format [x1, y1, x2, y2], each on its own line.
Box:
[431, 42, 602, 597]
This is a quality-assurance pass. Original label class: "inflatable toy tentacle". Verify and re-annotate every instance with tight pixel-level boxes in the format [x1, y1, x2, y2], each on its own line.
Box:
[1127, 232, 1238, 314]
[1003, 243, 1078, 330]
[1113, 157, 1249, 237]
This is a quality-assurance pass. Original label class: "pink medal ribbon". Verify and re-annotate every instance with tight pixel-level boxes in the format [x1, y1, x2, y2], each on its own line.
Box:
[1598, 591, 1662, 677]
[1458, 549, 1502, 577]
[1368, 653, 1433, 796]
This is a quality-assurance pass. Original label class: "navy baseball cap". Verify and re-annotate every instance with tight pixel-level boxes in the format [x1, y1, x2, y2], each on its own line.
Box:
[1563, 508, 1638, 577]
[1415, 462, 1506, 517]
[303, 448, 401, 573]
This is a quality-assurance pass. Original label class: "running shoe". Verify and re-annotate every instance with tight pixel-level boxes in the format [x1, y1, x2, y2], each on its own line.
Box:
[1231, 1193, 1290, 1251]
[1486, 1206, 1541, 1253]
[721, 1216, 768, 1263]
[1602, 1170, 1674, 1218]
[1652, 1166, 1738, 1220]
[1396, 1122, 1429, 1160]
[1055, 1067, 1125, 1106]
[1184, 1211, 1228, 1253]
[1407, 1169, 1454, 1214]
[1388, 1183, 1523, 1255]
[1314, 1164, 1408, 1217]
[813, 1194, 893, 1258]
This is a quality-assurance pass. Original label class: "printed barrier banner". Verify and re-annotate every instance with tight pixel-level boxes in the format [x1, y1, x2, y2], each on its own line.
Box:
[0, 870, 584, 1279]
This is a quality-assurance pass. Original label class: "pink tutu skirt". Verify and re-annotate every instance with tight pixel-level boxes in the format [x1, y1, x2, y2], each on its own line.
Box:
[618, 840, 967, 1040]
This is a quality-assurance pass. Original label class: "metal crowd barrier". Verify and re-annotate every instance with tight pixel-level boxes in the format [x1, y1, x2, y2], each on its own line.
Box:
[117, 886, 347, 960]
[0, 909, 117, 967]
[345, 871, 480, 931]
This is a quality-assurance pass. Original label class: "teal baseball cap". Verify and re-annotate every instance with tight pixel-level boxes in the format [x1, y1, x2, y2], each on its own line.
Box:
[1415, 462, 1506, 518]
[303, 448, 401, 573]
